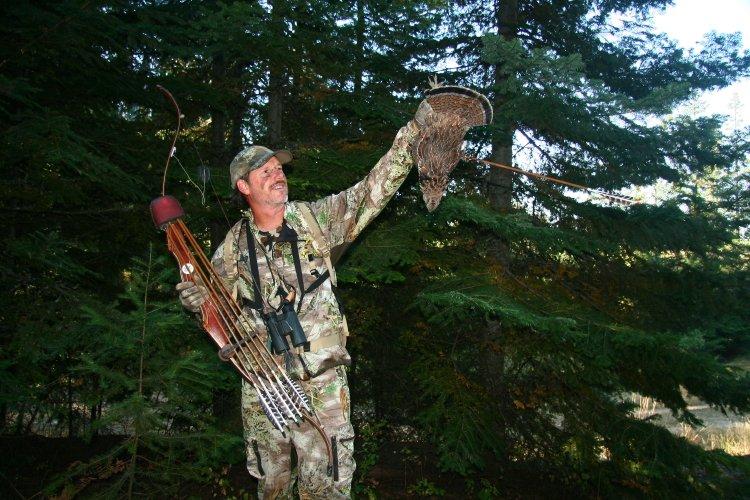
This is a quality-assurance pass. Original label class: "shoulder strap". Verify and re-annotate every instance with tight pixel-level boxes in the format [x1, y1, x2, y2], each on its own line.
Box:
[285, 224, 309, 313]
[240, 219, 264, 310]
[297, 202, 337, 287]
[242, 217, 324, 312]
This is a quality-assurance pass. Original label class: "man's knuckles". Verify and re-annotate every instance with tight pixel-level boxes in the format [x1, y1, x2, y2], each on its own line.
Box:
[180, 286, 200, 297]
[176, 281, 205, 295]
[175, 281, 207, 312]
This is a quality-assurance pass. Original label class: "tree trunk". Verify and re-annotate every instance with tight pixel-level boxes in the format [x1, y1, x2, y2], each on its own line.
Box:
[266, 0, 285, 148]
[482, 1, 519, 409]
[228, 62, 246, 179]
[210, 54, 227, 172]
[488, 0, 518, 213]
[90, 375, 101, 436]
[67, 370, 75, 437]
[354, 0, 365, 97]
[210, 60, 241, 421]
[230, 97, 245, 158]
[267, 68, 284, 147]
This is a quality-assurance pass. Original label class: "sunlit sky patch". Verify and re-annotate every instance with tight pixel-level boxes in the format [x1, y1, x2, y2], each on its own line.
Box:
[653, 0, 750, 129]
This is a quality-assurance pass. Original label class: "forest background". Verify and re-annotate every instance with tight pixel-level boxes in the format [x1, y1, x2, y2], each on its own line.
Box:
[1, 0, 749, 498]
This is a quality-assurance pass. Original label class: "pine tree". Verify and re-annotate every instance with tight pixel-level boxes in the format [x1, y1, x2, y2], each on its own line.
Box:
[48, 250, 240, 497]
[0, 0, 249, 493]
[334, 1, 750, 495]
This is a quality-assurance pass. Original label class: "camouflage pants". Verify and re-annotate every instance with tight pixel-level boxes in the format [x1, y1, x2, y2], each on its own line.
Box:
[241, 366, 355, 499]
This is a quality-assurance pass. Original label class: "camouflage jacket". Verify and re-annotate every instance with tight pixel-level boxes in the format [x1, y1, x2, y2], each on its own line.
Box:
[211, 121, 419, 378]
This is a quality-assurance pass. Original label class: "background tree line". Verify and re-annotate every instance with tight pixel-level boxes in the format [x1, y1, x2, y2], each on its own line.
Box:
[1, 0, 749, 497]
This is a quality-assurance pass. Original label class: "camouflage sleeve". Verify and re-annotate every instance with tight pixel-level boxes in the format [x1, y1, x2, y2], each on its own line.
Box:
[211, 241, 230, 281]
[211, 223, 240, 289]
[309, 120, 419, 248]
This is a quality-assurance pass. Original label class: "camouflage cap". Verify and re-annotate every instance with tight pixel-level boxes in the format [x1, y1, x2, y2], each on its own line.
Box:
[230, 146, 292, 187]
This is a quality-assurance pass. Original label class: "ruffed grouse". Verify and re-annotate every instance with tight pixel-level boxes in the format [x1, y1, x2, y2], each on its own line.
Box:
[413, 79, 493, 211]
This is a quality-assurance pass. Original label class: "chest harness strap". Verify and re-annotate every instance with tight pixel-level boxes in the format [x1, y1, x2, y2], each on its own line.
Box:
[239, 205, 348, 349]
[241, 219, 330, 313]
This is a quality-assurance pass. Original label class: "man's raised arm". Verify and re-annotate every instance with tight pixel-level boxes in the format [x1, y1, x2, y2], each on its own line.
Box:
[307, 112, 430, 249]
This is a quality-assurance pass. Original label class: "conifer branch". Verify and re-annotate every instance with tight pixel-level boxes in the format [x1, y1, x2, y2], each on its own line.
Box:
[128, 245, 153, 499]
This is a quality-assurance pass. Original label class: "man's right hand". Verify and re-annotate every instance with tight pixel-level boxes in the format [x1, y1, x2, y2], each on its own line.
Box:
[176, 281, 207, 313]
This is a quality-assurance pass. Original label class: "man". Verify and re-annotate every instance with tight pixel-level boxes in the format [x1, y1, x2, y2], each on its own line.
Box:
[176, 104, 432, 498]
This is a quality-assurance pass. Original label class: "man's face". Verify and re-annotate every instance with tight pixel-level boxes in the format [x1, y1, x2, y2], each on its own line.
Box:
[237, 156, 288, 208]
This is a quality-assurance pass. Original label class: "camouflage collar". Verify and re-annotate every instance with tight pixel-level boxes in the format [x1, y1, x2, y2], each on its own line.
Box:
[242, 203, 301, 247]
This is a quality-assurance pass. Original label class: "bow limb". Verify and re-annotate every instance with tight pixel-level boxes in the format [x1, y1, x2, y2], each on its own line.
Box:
[156, 85, 182, 196]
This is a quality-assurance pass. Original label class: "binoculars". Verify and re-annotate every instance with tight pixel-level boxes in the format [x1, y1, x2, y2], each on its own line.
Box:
[265, 297, 307, 354]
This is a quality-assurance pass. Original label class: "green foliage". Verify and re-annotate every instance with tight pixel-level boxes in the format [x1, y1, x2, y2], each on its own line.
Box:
[407, 478, 447, 497]
[48, 250, 242, 497]
[351, 418, 388, 497]
[345, 1, 750, 495]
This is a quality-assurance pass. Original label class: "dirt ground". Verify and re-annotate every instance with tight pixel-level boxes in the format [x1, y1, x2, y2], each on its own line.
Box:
[0, 434, 745, 499]
[0, 435, 583, 499]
